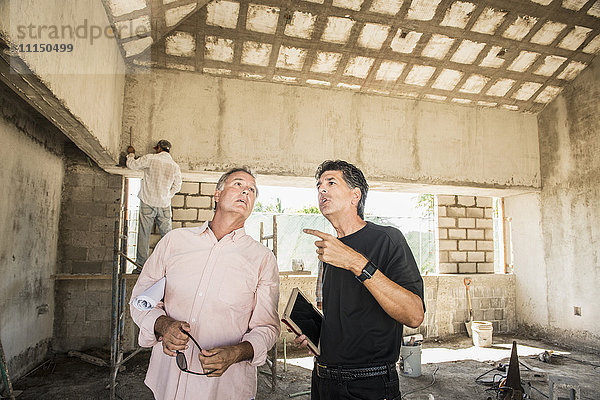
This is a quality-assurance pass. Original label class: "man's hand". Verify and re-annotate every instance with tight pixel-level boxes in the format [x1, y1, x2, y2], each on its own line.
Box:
[154, 316, 190, 356]
[293, 334, 316, 356]
[304, 229, 368, 275]
[198, 342, 253, 377]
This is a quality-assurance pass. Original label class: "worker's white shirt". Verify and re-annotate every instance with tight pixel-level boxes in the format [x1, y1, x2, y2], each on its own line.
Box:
[127, 152, 182, 208]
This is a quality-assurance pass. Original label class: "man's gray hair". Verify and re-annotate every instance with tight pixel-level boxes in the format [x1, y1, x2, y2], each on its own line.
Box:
[216, 167, 257, 191]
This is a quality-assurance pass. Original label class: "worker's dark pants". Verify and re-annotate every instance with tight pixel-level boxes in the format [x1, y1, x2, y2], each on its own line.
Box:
[311, 366, 401, 400]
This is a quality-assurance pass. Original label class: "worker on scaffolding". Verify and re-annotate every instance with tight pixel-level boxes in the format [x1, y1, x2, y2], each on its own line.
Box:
[297, 160, 425, 400]
[130, 167, 280, 400]
[126, 139, 182, 274]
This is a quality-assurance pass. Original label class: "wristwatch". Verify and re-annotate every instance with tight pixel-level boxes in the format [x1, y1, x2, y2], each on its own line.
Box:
[355, 261, 378, 283]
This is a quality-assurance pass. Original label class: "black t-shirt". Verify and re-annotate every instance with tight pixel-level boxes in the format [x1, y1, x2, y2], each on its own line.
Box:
[318, 222, 425, 367]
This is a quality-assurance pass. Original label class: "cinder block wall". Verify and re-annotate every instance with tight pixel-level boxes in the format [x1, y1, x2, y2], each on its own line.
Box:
[53, 145, 122, 351]
[437, 195, 495, 274]
[147, 181, 216, 254]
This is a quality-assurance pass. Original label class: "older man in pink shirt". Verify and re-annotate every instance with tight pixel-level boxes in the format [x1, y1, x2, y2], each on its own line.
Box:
[130, 167, 280, 400]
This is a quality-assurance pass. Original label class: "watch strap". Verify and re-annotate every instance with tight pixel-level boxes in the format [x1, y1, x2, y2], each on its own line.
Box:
[355, 261, 377, 283]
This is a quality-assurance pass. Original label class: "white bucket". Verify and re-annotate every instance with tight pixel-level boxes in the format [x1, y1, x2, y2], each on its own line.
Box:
[472, 321, 493, 347]
[400, 344, 422, 377]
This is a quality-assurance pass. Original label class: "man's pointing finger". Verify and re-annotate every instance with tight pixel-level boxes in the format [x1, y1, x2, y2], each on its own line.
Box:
[303, 228, 328, 239]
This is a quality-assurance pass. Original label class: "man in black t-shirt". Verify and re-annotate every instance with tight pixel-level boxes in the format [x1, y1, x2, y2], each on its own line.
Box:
[297, 160, 425, 400]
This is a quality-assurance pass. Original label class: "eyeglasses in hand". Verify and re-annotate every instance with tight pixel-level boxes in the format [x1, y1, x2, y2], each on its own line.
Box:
[175, 330, 215, 376]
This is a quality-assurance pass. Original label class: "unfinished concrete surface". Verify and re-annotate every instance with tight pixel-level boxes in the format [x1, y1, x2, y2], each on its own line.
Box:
[122, 69, 541, 189]
[0, 83, 65, 378]
[0, 0, 126, 167]
[11, 335, 600, 399]
[0, 0, 599, 398]
[108, 0, 600, 114]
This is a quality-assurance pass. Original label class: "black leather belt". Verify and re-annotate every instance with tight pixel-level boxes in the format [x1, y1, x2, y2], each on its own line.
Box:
[315, 362, 395, 381]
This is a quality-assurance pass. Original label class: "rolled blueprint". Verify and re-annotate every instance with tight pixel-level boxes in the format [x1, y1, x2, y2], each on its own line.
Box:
[131, 277, 166, 311]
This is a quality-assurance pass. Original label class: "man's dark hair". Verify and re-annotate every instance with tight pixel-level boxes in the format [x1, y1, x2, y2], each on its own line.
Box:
[214, 167, 257, 210]
[315, 160, 369, 219]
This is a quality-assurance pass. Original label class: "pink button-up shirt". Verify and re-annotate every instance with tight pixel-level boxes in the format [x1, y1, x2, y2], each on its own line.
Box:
[130, 222, 280, 400]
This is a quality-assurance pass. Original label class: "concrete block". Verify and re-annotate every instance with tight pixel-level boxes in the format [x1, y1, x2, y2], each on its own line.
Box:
[72, 172, 94, 187]
[439, 250, 449, 262]
[85, 305, 111, 322]
[179, 182, 200, 195]
[71, 261, 103, 274]
[468, 251, 485, 262]
[457, 196, 475, 206]
[439, 263, 458, 273]
[172, 221, 182, 229]
[108, 175, 123, 189]
[437, 206, 446, 217]
[93, 174, 109, 188]
[477, 263, 494, 273]
[486, 251, 494, 262]
[448, 229, 467, 239]
[490, 297, 502, 308]
[458, 262, 476, 273]
[184, 221, 205, 227]
[201, 182, 217, 196]
[86, 280, 111, 292]
[93, 187, 120, 203]
[480, 298, 491, 309]
[476, 197, 493, 207]
[61, 215, 92, 231]
[171, 195, 185, 207]
[447, 207, 466, 217]
[74, 202, 107, 217]
[449, 251, 467, 262]
[477, 240, 494, 251]
[438, 217, 456, 228]
[91, 217, 116, 232]
[494, 309, 504, 320]
[198, 209, 215, 222]
[173, 208, 198, 221]
[476, 218, 493, 229]
[458, 240, 476, 251]
[485, 229, 494, 240]
[484, 207, 494, 218]
[438, 228, 447, 239]
[439, 240, 457, 250]
[483, 309, 495, 321]
[458, 217, 475, 228]
[467, 229, 485, 240]
[466, 208, 484, 218]
[106, 203, 120, 218]
[186, 196, 211, 208]
[69, 186, 93, 201]
[84, 290, 111, 307]
[437, 195, 455, 205]
[87, 247, 113, 262]
[61, 245, 88, 261]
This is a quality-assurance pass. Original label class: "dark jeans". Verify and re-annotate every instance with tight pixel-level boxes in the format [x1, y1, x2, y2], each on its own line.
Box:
[311, 366, 401, 400]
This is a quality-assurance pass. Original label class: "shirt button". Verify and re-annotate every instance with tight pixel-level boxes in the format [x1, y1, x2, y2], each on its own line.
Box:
[191, 318, 196, 323]
[199, 291, 203, 297]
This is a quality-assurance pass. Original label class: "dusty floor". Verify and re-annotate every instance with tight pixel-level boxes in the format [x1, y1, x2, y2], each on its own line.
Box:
[11, 334, 600, 400]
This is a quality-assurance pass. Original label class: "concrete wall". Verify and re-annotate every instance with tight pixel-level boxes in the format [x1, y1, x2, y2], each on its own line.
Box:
[0, 84, 64, 377]
[122, 69, 540, 191]
[53, 144, 122, 351]
[277, 274, 516, 348]
[508, 57, 600, 350]
[0, 0, 126, 164]
[438, 195, 495, 274]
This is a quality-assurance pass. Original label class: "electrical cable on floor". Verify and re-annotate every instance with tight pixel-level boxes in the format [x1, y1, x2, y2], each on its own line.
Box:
[526, 382, 548, 399]
[554, 354, 600, 368]
[401, 365, 439, 399]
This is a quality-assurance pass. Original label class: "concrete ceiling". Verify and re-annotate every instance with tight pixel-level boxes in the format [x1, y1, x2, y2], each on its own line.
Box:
[105, 0, 600, 113]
